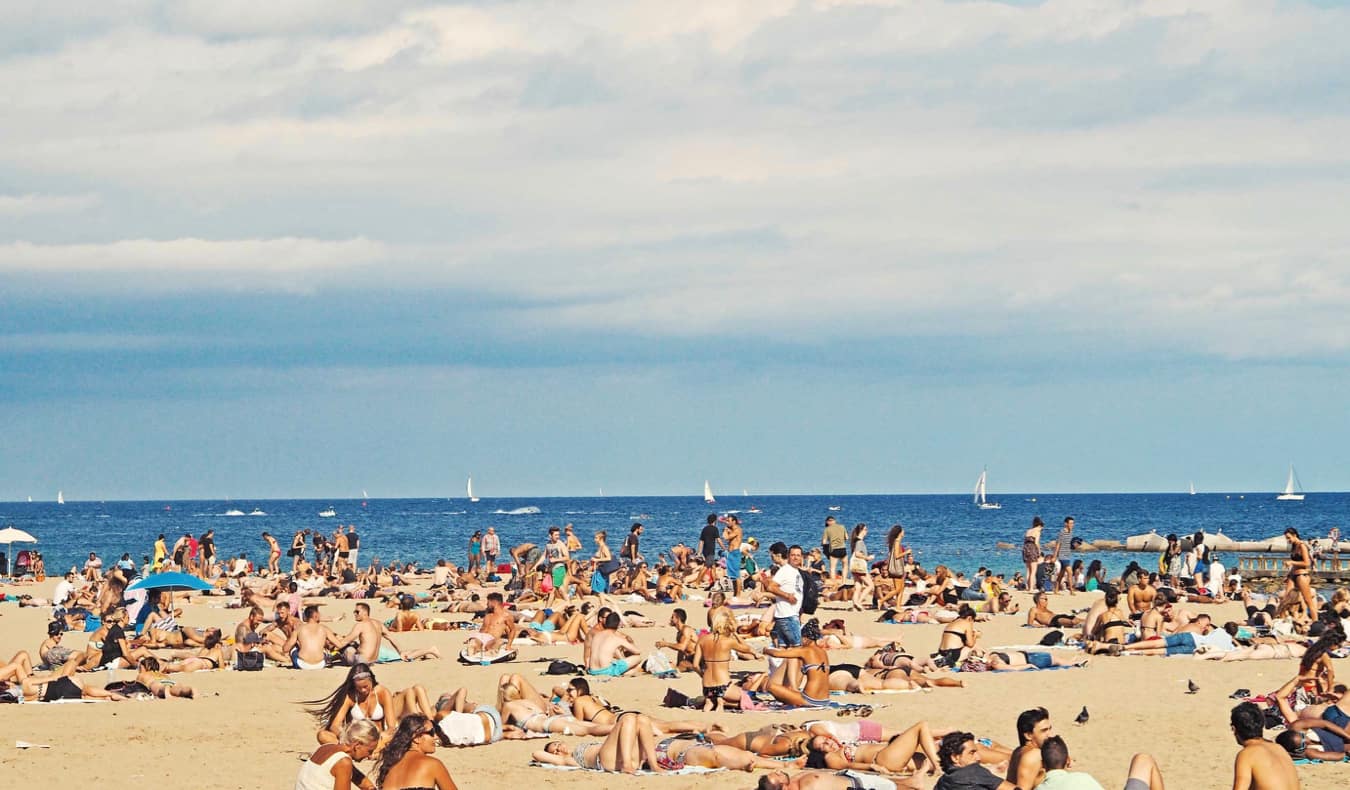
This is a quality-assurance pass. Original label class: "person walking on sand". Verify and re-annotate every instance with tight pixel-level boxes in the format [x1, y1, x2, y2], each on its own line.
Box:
[1022, 517, 1044, 591]
[1230, 702, 1301, 790]
[263, 532, 282, 576]
[481, 527, 500, 578]
[1052, 517, 1076, 595]
[820, 517, 848, 579]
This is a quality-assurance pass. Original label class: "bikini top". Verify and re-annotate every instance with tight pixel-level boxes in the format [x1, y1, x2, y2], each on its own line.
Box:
[942, 629, 971, 646]
[349, 696, 385, 722]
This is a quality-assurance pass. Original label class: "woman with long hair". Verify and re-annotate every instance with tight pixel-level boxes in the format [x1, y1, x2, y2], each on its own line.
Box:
[295, 720, 379, 790]
[1284, 528, 1319, 621]
[848, 524, 875, 611]
[693, 613, 758, 711]
[306, 663, 434, 745]
[884, 524, 910, 581]
[1022, 517, 1044, 590]
[376, 715, 458, 790]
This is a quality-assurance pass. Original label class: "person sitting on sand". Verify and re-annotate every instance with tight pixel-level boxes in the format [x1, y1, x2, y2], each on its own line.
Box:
[38, 620, 79, 669]
[284, 604, 344, 670]
[307, 663, 435, 746]
[802, 721, 941, 776]
[1038, 735, 1165, 790]
[338, 602, 440, 665]
[79, 607, 154, 670]
[934, 604, 981, 668]
[655, 608, 699, 670]
[430, 687, 521, 746]
[694, 613, 758, 710]
[375, 715, 459, 790]
[764, 619, 833, 707]
[1026, 592, 1083, 628]
[136, 657, 196, 699]
[934, 732, 1018, 790]
[585, 610, 643, 677]
[462, 592, 514, 658]
[1084, 588, 1134, 654]
[1007, 707, 1054, 789]
[1230, 702, 1301, 790]
[295, 720, 379, 790]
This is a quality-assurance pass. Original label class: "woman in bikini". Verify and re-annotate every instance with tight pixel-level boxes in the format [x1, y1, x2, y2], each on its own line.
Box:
[802, 721, 940, 776]
[934, 604, 978, 668]
[161, 628, 227, 672]
[694, 613, 758, 711]
[533, 710, 664, 773]
[307, 663, 435, 746]
[497, 672, 610, 736]
[711, 725, 812, 757]
[1084, 588, 1134, 654]
[376, 715, 459, 790]
[136, 657, 196, 698]
[291, 530, 308, 574]
[764, 619, 834, 707]
[1285, 528, 1319, 622]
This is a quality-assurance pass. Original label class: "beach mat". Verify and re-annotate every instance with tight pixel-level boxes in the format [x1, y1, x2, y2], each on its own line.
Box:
[533, 763, 724, 775]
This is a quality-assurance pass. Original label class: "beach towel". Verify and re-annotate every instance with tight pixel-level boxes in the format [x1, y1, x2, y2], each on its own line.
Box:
[532, 763, 724, 775]
[458, 646, 517, 666]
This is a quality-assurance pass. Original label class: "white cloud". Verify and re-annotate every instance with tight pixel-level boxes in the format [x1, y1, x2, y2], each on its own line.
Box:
[1, 1, 1348, 361]
[0, 193, 99, 215]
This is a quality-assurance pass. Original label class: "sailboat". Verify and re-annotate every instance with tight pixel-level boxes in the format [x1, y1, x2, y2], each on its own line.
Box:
[57, 490, 64, 505]
[1276, 465, 1305, 501]
[1189, 481, 1196, 496]
[467, 476, 480, 503]
[704, 480, 716, 504]
[973, 468, 1001, 510]
[27, 496, 32, 503]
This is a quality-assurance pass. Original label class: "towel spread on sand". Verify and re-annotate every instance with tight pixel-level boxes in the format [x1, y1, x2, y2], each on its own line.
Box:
[532, 763, 724, 775]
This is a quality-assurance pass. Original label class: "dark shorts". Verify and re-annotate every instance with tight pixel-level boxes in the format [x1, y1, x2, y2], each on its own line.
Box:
[936, 648, 963, 668]
[337, 551, 350, 559]
[1313, 727, 1345, 754]
[703, 684, 728, 702]
[828, 547, 847, 559]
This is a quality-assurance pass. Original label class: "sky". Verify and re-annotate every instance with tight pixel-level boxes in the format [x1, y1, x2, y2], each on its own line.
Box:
[2, 0, 1349, 500]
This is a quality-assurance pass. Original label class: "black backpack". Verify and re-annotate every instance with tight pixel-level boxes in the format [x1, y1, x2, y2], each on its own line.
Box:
[800, 569, 822, 616]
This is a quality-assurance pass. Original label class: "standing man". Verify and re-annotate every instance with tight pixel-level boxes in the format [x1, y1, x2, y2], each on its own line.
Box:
[1052, 517, 1076, 595]
[621, 523, 644, 567]
[759, 542, 803, 647]
[820, 517, 848, 579]
[721, 514, 743, 554]
[346, 525, 360, 570]
[544, 526, 570, 592]
[333, 526, 350, 574]
[699, 514, 720, 586]
[482, 527, 501, 578]
[199, 530, 216, 576]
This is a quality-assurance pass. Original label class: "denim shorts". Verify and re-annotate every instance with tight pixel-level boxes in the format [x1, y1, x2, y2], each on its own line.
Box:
[772, 616, 802, 647]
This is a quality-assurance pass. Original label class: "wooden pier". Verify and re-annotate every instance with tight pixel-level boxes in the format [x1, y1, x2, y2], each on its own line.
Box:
[1235, 553, 1350, 583]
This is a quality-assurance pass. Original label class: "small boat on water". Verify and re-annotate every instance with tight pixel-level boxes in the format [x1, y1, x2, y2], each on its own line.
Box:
[248, 508, 267, 516]
[1189, 481, 1196, 496]
[704, 480, 716, 505]
[224, 509, 246, 517]
[974, 468, 1001, 510]
[1276, 464, 1305, 501]
[57, 490, 64, 505]
[467, 476, 480, 503]
[827, 505, 842, 512]
[318, 507, 336, 518]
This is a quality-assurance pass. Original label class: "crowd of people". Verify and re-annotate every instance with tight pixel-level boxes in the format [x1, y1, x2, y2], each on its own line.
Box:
[1, 512, 1346, 790]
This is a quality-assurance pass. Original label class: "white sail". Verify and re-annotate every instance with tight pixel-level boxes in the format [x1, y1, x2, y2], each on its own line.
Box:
[1277, 465, 1305, 500]
[704, 480, 716, 504]
[57, 490, 64, 505]
[973, 468, 1001, 509]
[743, 488, 749, 497]
[362, 489, 368, 499]
[467, 476, 479, 502]
[1189, 481, 1196, 496]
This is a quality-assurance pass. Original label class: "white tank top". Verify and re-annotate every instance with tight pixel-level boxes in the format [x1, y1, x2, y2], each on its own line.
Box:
[294, 749, 346, 790]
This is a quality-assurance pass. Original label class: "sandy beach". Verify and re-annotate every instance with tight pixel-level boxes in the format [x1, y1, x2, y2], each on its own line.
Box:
[0, 577, 1343, 790]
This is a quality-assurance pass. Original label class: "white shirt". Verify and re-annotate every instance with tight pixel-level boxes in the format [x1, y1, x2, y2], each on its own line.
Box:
[1207, 561, 1226, 592]
[53, 579, 75, 606]
[772, 564, 803, 619]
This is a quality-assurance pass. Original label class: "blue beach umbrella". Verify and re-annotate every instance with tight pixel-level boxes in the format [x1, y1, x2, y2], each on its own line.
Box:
[126, 571, 213, 634]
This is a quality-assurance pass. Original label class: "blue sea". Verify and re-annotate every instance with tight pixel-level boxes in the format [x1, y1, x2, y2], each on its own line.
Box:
[2, 493, 1345, 580]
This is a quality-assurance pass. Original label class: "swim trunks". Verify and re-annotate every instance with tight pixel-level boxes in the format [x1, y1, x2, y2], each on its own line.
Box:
[291, 648, 326, 670]
[587, 658, 629, 677]
[376, 644, 401, 663]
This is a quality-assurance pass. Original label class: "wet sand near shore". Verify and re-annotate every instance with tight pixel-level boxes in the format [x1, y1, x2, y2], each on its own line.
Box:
[1, 578, 1343, 789]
